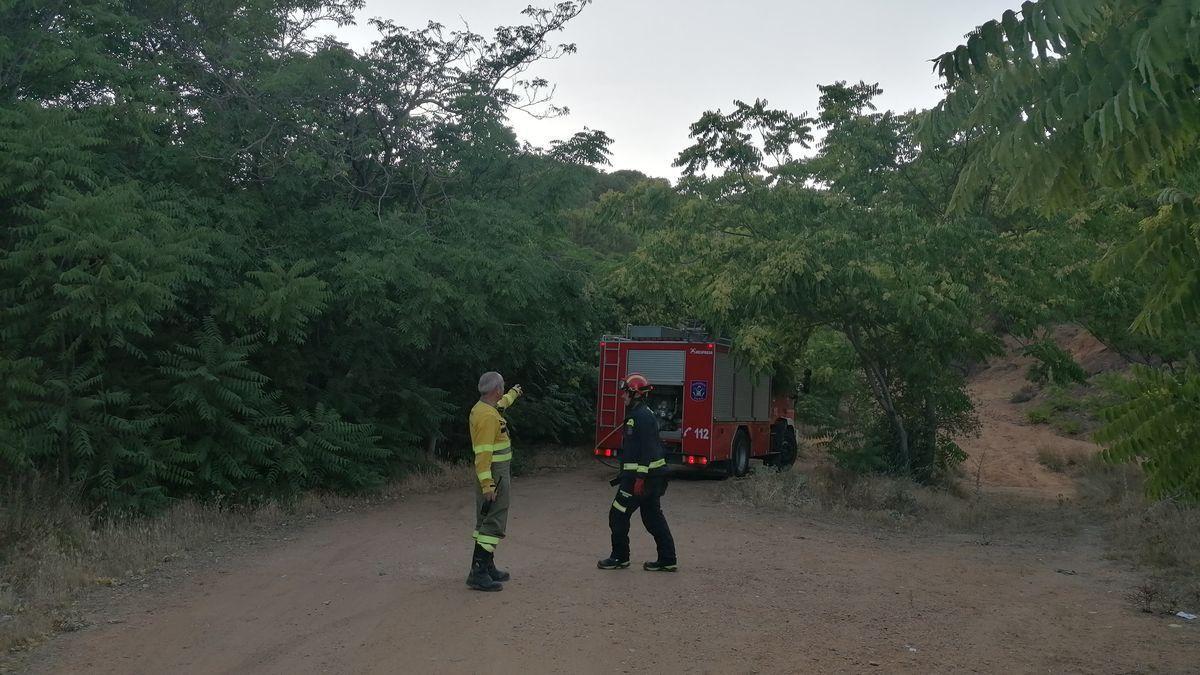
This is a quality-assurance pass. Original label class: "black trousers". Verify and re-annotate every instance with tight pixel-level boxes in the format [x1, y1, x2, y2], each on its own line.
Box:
[609, 475, 676, 563]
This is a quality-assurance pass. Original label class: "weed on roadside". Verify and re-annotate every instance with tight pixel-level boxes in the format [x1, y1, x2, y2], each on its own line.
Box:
[720, 463, 1081, 540]
[0, 459, 490, 657]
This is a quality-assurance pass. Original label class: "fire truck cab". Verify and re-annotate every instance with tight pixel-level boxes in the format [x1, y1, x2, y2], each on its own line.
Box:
[593, 326, 798, 476]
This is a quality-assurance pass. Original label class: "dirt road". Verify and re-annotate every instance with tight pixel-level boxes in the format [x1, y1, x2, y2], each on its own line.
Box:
[29, 463, 1196, 674]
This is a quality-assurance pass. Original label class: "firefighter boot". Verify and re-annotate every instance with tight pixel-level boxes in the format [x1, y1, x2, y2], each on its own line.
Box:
[467, 544, 503, 592]
[597, 557, 631, 570]
[643, 560, 678, 572]
[486, 551, 511, 582]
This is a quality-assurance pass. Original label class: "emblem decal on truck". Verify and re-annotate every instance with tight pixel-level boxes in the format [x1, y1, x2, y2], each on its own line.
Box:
[690, 380, 708, 402]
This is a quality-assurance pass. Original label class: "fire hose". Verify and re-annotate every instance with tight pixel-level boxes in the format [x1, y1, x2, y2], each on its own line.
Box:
[593, 424, 624, 474]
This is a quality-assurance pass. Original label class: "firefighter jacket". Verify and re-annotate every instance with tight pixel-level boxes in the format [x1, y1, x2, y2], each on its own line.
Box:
[470, 387, 520, 494]
[619, 400, 667, 479]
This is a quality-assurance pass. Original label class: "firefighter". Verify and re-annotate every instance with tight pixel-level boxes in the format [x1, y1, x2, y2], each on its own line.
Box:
[467, 371, 523, 592]
[598, 373, 678, 572]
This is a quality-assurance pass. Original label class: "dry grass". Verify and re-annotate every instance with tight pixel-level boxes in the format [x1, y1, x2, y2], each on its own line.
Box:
[2, 482, 271, 654]
[511, 445, 591, 476]
[1035, 446, 1086, 473]
[1009, 384, 1039, 404]
[0, 452, 594, 658]
[723, 454, 1200, 616]
[0, 447, 589, 656]
[720, 463, 1081, 540]
[372, 461, 477, 502]
[1075, 458, 1200, 615]
[1, 493, 290, 653]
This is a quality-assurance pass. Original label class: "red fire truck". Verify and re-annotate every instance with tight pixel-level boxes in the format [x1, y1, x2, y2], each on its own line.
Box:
[593, 326, 798, 476]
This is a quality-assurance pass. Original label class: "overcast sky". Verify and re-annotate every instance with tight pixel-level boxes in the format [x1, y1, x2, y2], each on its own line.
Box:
[336, 0, 1016, 180]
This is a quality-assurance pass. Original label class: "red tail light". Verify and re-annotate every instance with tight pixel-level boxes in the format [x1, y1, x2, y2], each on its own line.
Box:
[699, 457, 708, 465]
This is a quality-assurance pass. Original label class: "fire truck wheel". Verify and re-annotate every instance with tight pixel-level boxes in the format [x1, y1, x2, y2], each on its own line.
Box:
[767, 420, 799, 471]
[728, 431, 751, 478]
[776, 424, 798, 470]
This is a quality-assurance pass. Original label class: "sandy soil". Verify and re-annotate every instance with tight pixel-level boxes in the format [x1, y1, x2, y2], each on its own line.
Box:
[960, 356, 1092, 498]
[959, 326, 1117, 499]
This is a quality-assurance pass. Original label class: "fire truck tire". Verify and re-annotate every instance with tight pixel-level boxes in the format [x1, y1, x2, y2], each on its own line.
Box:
[776, 424, 798, 470]
[766, 420, 798, 471]
[728, 430, 751, 478]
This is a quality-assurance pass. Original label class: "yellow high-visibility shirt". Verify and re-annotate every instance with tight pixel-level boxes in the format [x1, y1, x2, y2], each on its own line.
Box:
[470, 388, 519, 493]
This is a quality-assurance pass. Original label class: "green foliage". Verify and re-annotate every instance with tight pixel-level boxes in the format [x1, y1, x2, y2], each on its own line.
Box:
[227, 261, 331, 345]
[1101, 190, 1200, 337]
[271, 403, 388, 494]
[156, 319, 280, 497]
[925, 0, 1200, 210]
[1022, 340, 1087, 385]
[1026, 384, 1090, 431]
[1027, 407, 1052, 425]
[1053, 417, 1084, 436]
[829, 433, 893, 475]
[1097, 365, 1200, 500]
[608, 84, 1008, 483]
[793, 330, 859, 433]
[0, 355, 40, 472]
[0, 1, 619, 513]
[927, 0, 1200, 500]
[674, 98, 813, 181]
[922, 0, 1200, 340]
[7, 0, 1195, 512]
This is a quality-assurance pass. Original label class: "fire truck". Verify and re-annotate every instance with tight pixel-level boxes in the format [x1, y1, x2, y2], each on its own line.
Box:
[593, 326, 799, 476]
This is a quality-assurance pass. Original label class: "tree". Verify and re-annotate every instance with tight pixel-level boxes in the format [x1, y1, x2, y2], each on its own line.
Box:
[606, 84, 1010, 482]
[0, 0, 620, 511]
[924, 0, 1200, 499]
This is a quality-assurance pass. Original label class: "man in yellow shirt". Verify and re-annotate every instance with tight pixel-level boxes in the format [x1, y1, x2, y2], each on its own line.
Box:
[467, 371, 522, 592]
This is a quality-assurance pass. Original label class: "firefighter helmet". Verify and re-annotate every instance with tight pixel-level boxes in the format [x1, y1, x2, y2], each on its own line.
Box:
[620, 373, 653, 397]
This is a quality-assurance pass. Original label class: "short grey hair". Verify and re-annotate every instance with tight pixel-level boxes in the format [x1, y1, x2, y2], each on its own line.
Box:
[478, 371, 504, 395]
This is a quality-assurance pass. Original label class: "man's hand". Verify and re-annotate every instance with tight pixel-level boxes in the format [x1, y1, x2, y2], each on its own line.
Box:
[497, 384, 523, 410]
[484, 490, 498, 502]
[633, 478, 645, 497]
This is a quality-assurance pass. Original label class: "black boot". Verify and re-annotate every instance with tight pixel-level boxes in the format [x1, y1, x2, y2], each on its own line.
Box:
[487, 551, 511, 582]
[467, 544, 502, 592]
[597, 556, 630, 570]
[643, 560, 678, 572]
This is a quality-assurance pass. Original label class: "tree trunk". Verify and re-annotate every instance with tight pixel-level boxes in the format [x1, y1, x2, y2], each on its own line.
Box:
[60, 433, 71, 487]
[919, 395, 937, 482]
[845, 325, 910, 473]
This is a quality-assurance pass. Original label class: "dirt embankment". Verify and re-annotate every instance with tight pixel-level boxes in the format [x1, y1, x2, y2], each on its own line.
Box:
[959, 325, 1122, 498]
